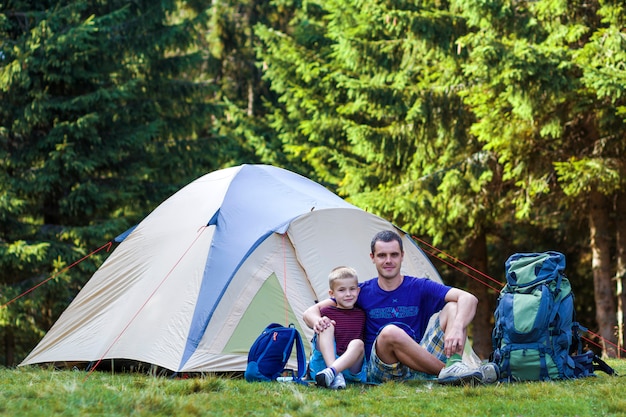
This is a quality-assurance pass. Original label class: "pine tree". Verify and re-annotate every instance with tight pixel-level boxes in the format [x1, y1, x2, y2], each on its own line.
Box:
[202, 0, 299, 169]
[457, 0, 626, 356]
[0, 0, 219, 364]
[257, 0, 504, 356]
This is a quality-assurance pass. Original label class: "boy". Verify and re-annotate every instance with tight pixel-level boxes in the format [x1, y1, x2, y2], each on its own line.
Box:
[308, 266, 366, 389]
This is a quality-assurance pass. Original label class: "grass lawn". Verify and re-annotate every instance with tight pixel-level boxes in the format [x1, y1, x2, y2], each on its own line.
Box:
[1, 360, 624, 417]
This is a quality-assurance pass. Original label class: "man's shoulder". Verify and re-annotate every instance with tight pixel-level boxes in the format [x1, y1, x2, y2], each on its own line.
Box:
[359, 277, 378, 288]
[402, 275, 446, 286]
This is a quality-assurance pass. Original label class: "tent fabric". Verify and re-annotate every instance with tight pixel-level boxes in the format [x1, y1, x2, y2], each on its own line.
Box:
[20, 164, 458, 373]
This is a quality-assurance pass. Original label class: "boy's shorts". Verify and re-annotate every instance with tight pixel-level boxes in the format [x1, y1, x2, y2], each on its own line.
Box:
[308, 336, 367, 383]
[366, 316, 447, 384]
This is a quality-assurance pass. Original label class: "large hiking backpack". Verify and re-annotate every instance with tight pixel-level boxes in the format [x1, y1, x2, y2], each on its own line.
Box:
[244, 323, 307, 384]
[492, 252, 579, 381]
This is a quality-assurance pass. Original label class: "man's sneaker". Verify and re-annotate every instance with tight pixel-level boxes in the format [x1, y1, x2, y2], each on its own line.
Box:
[479, 362, 500, 384]
[329, 372, 346, 390]
[315, 368, 335, 388]
[437, 361, 483, 386]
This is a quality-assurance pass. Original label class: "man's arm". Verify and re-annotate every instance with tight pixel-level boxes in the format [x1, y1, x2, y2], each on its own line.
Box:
[303, 298, 336, 333]
[443, 287, 478, 357]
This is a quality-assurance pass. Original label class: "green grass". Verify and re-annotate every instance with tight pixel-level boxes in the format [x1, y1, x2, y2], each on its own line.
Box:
[1, 361, 625, 417]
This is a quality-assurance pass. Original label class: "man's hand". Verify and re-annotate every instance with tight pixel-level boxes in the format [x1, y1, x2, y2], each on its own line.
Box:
[444, 326, 467, 357]
[303, 298, 337, 332]
[442, 288, 477, 358]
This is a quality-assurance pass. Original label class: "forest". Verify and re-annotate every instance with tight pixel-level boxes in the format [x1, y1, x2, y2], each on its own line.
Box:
[1, 0, 625, 366]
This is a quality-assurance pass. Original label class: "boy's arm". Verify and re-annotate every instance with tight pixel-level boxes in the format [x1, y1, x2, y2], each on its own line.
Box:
[303, 298, 336, 333]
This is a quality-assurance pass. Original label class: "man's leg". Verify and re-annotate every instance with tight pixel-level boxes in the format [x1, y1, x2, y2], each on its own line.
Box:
[374, 324, 444, 375]
[434, 303, 499, 385]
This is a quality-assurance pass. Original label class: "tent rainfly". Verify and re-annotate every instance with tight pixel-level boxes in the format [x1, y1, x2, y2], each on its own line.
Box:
[21, 164, 461, 373]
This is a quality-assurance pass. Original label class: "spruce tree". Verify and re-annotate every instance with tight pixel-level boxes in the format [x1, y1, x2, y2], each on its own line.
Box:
[257, 0, 502, 356]
[0, 0, 218, 364]
[457, 0, 626, 356]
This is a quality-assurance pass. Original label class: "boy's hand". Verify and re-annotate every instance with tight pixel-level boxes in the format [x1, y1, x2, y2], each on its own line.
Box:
[313, 316, 336, 334]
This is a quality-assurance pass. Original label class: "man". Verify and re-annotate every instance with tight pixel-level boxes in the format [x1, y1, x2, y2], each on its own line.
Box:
[303, 230, 498, 385]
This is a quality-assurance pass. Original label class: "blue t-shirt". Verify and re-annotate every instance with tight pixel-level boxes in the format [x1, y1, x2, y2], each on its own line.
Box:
[356, 276, 451, 360]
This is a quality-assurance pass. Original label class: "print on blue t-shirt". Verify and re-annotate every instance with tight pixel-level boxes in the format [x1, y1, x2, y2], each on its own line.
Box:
[356, 276, 450, 360]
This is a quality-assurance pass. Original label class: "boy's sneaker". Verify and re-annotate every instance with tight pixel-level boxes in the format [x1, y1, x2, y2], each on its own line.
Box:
[437, 361, 483, 386]
[479, 362, 500, 384]
[315, 368, 335, 388]
[329, 372, 346, 390]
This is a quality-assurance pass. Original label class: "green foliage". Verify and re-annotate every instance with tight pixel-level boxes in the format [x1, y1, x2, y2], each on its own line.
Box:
[555, 157, 623, 196]
[257, 0, 498, 249]
[0, 0, 301, 365]
[0, 0, 225, 365]
[458, 0, 626, 211]
[257, 0, 626, 355]
[2, 0, 626, 366]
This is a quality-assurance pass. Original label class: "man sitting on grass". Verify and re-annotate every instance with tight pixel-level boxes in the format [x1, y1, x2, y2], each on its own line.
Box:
[304, 230, 498, 385]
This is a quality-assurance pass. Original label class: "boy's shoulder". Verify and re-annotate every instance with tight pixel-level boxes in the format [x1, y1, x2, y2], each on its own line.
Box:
[321, 304, 365, 315]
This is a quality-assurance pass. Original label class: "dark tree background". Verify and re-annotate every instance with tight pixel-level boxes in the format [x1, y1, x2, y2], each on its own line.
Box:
[2, 0, 625, 365]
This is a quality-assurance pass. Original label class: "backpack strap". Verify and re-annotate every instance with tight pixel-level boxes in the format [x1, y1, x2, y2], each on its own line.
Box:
[290, 325, 308, 385]
[593, 354, 618, 376]
[538, 348, 550, 381]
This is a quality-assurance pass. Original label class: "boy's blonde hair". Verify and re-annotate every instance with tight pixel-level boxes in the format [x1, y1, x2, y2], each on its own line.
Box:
[328, 266, 359, 289]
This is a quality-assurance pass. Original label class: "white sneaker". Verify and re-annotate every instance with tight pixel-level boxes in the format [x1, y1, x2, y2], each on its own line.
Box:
[479, 362, 500, 384]
[329, 372, 346, 390]
[315, 368, 335, 388]
[437, 361, 482, 385]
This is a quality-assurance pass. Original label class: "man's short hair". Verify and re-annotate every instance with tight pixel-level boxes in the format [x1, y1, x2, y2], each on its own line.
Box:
[370, 230, 403, 254]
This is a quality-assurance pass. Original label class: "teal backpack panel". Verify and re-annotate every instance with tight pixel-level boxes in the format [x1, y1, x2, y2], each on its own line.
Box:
[492, 252, 578, 381]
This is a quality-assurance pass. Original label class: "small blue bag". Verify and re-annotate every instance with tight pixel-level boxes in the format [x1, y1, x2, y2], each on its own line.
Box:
[244, 323, 307, 384]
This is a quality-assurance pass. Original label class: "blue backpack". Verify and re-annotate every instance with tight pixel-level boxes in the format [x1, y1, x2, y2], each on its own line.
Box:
[492, 252, 580, 381]
[244, 323, 307, 384]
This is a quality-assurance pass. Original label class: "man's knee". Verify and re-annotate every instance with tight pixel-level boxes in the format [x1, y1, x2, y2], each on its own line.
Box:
[376, 324, 411, 347]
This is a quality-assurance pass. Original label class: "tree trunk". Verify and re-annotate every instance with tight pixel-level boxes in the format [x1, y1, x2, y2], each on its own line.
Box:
[615, 192, 626, 358]
[466, 231, 494, 359]
[589, 189, 617, 357]
[4, 327, 15, 367]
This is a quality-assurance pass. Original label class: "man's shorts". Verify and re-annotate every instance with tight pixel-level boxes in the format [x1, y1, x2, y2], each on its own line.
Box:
[308, 335, 367, 383]
[366, 316, 447, 383]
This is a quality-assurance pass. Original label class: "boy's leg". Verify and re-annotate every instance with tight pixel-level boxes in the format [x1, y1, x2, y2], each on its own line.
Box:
[314, 325, 345, 388]
[331, 339, 364, 374]
[316, 323, 337, 367]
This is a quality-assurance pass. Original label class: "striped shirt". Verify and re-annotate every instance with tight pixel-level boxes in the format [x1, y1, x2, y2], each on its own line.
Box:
[320, 305, 366, 355]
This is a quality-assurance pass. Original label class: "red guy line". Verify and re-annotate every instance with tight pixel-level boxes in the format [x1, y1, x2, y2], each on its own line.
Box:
[84, 226, 209, 381]
[412, 235, 505, 288]
[1, 241, 113, 309]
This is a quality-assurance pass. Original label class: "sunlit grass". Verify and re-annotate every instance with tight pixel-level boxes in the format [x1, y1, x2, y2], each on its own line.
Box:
[1, 360, 624, 416]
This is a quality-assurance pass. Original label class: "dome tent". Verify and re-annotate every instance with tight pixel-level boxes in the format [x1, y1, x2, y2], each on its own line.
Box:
[21, 164, 456, 373]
